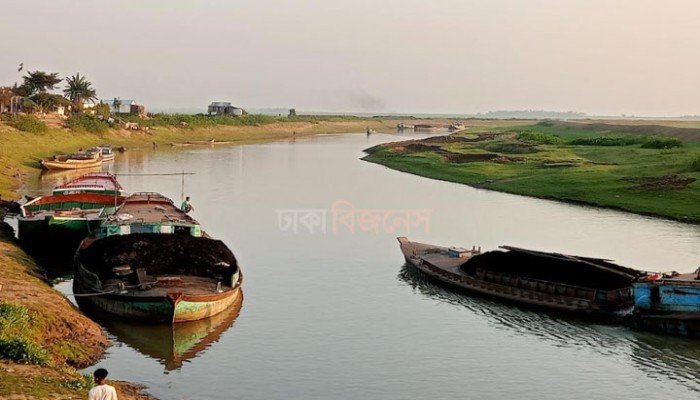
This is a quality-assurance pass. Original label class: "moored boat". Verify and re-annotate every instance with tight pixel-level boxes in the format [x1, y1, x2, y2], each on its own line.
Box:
[97, 145, 116, 161]
[41, 151, 102, 170]
[74, 192, 242, 323]
[18, 173, 127, 246]
[397, 237, 645, 316]
[633, 270, 700, 338]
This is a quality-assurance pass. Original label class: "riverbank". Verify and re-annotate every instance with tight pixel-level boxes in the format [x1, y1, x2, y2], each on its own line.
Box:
[0, 223, 155, 399]
[0, 116, 528, 199]
[363, 120, 700, 223]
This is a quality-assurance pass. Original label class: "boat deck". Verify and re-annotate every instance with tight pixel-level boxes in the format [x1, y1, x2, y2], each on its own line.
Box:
[398, 237, 477, 273]
[104, 275, 230, 297]
[113, 193, 196, 225]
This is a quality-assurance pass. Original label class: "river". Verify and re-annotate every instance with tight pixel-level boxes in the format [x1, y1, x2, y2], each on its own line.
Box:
[28, 132, 700, 399]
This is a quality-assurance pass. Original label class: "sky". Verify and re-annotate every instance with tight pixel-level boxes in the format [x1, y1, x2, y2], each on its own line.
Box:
[1, 0, 699, 116]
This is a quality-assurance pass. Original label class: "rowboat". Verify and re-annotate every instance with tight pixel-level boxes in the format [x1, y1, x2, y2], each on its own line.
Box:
[74, 193, 242, 323]
[41, 152, 102, 170]
[18, 173, 126, 247]
[97, 145, 116, 161]
[633, 270, 700, 337]
[397, 237, 645, 316]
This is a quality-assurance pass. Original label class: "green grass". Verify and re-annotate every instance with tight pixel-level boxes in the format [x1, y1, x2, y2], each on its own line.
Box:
[364, 124, 700, 223]
[0, 301, 50, 366]
[1, 114, 48, 133]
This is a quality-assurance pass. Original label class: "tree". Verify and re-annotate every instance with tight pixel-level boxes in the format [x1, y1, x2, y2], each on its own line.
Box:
[21, 71, 61, 95]
[63, 73, 97, 109]
[112, 97, 122, 113]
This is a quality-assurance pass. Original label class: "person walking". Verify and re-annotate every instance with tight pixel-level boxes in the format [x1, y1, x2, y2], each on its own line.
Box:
[88, 368, 118, 400]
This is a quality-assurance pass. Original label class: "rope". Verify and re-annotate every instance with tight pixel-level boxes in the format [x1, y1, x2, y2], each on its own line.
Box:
[69, 290, 117, 297]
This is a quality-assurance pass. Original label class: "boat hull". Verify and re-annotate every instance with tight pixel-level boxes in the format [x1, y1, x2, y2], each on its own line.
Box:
[41, 159, 103, 170]
[73, 278, 242, 323]
[398, 237, 635, 316]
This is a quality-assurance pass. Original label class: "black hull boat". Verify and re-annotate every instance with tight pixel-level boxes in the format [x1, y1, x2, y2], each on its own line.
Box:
[398, 237, 645, 316]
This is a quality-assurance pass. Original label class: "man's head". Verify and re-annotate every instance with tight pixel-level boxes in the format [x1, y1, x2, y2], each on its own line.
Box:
[94, 368, 108, 384]
[186, 196, 190, 201]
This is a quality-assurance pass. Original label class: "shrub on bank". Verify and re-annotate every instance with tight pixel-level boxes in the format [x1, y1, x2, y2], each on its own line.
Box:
[2, 114, 48, 133]
[689, 156, 700, 172]
[516, 130, 563, 144]
[65, 114, 109, 134]
[569, 136, 643, 146]
[483, 141, 538, 154]
[640, 137, 683, 149]
[0, 301, 50, 366]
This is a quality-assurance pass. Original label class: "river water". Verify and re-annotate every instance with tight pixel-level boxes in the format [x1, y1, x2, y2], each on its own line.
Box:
[29, 132, 700, 399]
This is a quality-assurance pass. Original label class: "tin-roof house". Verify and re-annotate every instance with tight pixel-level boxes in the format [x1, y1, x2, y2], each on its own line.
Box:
[208, 102, 246, 116]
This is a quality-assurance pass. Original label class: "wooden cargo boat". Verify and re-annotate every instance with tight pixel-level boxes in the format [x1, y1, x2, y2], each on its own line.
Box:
[398, 237, 645, 315]
[78, 292, 243, 370]
[18, 173, 126, 245]
[41, 151, 102, 170]
[633, 270, 700, 338]
[74, 193, 242, 323]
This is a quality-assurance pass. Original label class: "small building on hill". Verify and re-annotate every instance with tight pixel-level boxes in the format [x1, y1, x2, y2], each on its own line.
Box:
[0, 87, 23, 114]
[208, 102, 246, 116]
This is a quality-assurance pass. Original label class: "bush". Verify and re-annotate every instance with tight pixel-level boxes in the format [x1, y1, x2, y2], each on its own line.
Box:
[516, 131, 563, 144]
[65, 114, 109, 134]
[0, 337, 50, 365]
[689, 156, 700, 172]
[5, 114, 47, 133]
[93, 103, 111, 118]
[569, 136, 642, 146]
[0, 301, 49, 366]
[640, 137, 683, 149]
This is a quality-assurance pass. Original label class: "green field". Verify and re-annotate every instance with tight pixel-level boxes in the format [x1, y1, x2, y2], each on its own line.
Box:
[363, 121, 700, 223]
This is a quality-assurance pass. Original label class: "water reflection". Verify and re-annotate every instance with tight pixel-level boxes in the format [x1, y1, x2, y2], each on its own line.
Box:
[81, 292, 243, 371]
[398, 263, 700, 392]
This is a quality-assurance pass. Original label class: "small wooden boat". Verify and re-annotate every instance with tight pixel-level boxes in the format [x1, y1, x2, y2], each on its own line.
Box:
[74, 193, 242, 323]
[18, 173, 126, 246]
[97, 145, 116, 161]
[41, 152, 102, 170]
[366, 128, 377, 135]
[633, 270, 700, 338]
[398, 237, 645, 315]
[448, 123, 466, 132]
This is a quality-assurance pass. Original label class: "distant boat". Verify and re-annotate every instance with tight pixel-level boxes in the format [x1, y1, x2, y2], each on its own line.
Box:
[170, 139, 233, 147]
[74, 193, 242, 323]
[633, 271, 700, 337]
[397, 237, 645, 316]
[97, 145, 115, 161]
[41, 152, 102, 170]
[366, 127, 376, 135]
[396, 123, 414, 131]
[448, 123, 466, 132]
[18, 173, 126, 246]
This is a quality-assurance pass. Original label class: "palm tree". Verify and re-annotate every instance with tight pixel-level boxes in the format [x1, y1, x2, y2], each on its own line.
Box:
[63, 73, 97, 110]
[112, 97, 122, 113]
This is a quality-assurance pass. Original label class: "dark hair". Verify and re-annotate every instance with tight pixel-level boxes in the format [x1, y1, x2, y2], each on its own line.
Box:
[94, 368, 109, 380]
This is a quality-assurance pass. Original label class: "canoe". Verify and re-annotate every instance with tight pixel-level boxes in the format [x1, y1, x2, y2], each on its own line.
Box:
[633, 271, 700, 337]
[74, 193, 242, 323]
[397, 237, 645, 316]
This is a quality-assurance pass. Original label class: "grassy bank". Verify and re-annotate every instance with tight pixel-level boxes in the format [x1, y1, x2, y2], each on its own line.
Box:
[0, 223, 154, 399]
[363, 121, 700, 223]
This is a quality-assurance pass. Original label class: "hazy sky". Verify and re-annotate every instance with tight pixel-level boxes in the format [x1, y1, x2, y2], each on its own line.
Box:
[2, 0, 699, 116]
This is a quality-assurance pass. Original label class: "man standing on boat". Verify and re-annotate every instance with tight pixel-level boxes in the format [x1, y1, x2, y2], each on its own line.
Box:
[181, 196, 194, 213]
[88, 368, 118, 400]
